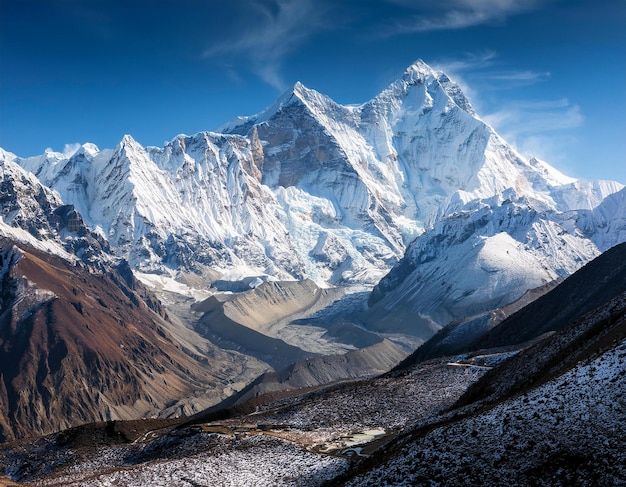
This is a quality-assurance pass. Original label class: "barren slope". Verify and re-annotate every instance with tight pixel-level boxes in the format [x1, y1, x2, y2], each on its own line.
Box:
[0, 239, 266, 442]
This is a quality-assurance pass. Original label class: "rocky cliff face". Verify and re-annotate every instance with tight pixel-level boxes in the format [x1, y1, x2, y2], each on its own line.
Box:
[0, 153, 112, 265]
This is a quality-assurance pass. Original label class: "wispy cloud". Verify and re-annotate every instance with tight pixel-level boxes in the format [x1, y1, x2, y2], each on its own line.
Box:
[62, 143, 81, 157]
[484, 99, 584, 162]
[382, 0, 545, 34]
[200, 0, 551, 91]
[485, 99, 584, 134]
[485, 70, 551, 82]
[513, 134, 579, 165]
[429, 51, 498, 105]
[431, 50, 498, 73]
[429, 52, 554, 110]
[479, 69, 553, 90]
[203, 0, 331, 90]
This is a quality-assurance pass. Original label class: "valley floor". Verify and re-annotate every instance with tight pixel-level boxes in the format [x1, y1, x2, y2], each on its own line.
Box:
[3, 289, 625, 486]
[0, 356, 486, 486]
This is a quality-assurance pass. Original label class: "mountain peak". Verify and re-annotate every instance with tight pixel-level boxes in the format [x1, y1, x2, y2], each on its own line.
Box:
[79, 142, 100, 156]
[275, 80, 309, 107]
[404, 59, 437, 80]
[67, 142, 100, 161]
[376, 59, 438, 101]
[120, 134, 140, 148]
[220, 80, 331, 135]
[292, 80, 306, 93]
[116, 134, 146, 161]
[386, 59, 477, 116]
[286, 80, 321, 106]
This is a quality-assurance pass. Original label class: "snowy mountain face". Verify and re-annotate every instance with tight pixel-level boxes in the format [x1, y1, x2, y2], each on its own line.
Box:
[14, 133, 306, 280]
[366, 190, 620, 334]
[0, 150, 111, 265]
[576, 185, 626, 251]
[2, 59, 624, 331]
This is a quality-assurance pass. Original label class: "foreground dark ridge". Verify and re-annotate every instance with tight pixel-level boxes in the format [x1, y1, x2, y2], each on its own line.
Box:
[328, 271, 626, 485]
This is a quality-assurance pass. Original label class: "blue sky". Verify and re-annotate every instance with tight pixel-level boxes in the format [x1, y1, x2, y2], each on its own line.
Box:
[1, 0, 624, 182]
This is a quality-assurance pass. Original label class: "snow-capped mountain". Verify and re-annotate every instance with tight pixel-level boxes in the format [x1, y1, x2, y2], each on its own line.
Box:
[577, 185, 626, 251]
[2, 59, 624, 330]
[13, 133, 304, 278]
[366, 187, 625, 335]
[0, 150, 111, 264]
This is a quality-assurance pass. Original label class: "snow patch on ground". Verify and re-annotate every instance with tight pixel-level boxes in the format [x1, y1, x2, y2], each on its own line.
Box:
[0, 221, 77, 263]
[349, 332, 626, 485]
[134, 271, 211, 302]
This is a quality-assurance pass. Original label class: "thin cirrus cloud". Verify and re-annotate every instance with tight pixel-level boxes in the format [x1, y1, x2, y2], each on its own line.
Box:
[484, 99, 584, 135]
[484, 99, 584, 162]
[405, 49, 549, 92]
[479, 69, 553, 90]
[430, 51, 499, 105]
[202, 0, 331, 91]
[382, 0, 545, 33]
[432, 51, 498, 73]
[434, 57, 550, 93]
[485, 70, 551, 83]
[200, 0, 548, 90]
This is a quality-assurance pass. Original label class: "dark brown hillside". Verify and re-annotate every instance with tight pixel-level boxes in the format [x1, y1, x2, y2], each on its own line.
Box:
[0, 239, 241, 443]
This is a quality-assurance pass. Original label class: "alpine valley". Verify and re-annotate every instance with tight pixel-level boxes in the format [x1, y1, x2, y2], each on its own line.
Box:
[1, 60, 625, 485]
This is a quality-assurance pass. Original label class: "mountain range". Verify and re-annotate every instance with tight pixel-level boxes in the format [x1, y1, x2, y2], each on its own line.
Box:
[1, 58, 625, 447]
[4, 60, 623, 307]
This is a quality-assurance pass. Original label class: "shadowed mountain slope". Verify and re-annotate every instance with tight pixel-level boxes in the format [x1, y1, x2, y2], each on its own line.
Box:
[396, 241, 626, 369]
[329, 252, 626, 485]
[396, 279, 561, 367]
